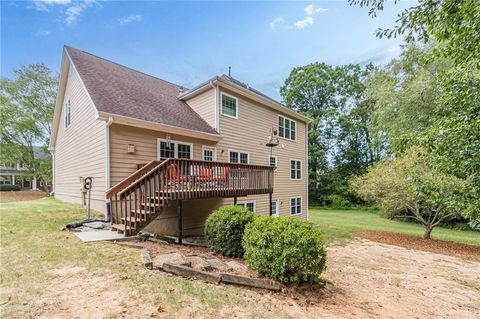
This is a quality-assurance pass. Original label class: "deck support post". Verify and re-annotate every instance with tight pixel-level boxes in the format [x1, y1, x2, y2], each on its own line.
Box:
[234, 196, 237, 205]
[269, 192, 273, 216]
[178, 200, 183, 245]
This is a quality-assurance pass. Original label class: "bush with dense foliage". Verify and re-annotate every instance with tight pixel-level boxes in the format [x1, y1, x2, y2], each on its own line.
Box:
[243, 216, 326, 284]
[205, 205, 254, 257]
[0, 185, 20, 191]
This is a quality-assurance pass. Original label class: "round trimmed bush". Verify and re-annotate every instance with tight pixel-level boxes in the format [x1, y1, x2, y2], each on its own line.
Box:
[243, 216, 326, 284]
[205, 205, 255, 257]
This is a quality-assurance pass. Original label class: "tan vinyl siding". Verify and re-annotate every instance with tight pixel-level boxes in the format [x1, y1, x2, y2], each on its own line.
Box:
[215, 88, 308, 219]
[109, 124, 218, 235]
[54, 65, 106, 213]
[185, 88, 216, 129]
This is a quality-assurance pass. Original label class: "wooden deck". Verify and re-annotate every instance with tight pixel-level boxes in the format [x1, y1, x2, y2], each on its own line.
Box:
[107, 158, 275, 236]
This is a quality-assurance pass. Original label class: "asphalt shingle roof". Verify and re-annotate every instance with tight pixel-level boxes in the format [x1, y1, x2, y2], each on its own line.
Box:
[65, 46, 218, 135]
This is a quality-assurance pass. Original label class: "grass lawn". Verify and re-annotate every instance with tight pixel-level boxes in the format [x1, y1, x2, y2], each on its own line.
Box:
[0, 198, 288, 318]
[309, 208, 480, 245]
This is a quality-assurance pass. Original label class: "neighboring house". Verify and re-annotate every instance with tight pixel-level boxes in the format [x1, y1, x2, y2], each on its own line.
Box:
[49, 46, 308, 238]
[0, 146, 50, 190]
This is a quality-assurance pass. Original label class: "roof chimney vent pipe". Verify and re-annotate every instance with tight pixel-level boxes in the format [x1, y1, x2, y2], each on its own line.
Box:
[228, 66, 231, 77]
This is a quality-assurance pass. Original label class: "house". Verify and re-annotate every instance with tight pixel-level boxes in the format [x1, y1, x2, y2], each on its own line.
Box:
[0, 146, 50, 190]
[49, 46, 308, 238]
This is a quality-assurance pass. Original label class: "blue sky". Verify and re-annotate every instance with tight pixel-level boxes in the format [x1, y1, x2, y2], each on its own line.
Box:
[1, 0, 413, 100]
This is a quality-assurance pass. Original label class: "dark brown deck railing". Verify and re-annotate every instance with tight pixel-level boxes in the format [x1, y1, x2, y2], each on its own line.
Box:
[107, 158, 275, 235]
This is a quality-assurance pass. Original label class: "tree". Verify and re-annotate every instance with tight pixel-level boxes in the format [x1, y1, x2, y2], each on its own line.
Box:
[281, 63, 384, 205]
[349, 0, 480, 65]
[0, 64, 58, 191]
[350, 147, 467, 239]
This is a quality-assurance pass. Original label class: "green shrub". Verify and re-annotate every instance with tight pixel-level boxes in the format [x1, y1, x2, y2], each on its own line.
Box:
[205, 205, 255, 257]
[243, 216, 326, 284]
[0, 184, 21, 191]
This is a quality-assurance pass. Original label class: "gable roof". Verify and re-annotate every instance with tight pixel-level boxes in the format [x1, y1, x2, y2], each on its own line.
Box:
[178, 75, 309, 123]
[64, 46, 218, 135]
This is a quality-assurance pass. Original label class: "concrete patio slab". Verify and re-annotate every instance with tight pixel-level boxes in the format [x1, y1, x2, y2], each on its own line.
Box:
[74, 230, 125, 242]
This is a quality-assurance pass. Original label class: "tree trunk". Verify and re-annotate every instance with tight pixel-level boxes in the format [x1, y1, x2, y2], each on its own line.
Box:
[423, 226, 432, 239]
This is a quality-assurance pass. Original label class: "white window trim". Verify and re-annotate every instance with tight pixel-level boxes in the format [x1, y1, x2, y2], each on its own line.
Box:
[220, 92, 239, 119]
[157, 138, 194, 159]
[228, 149, 250, 164]
[290, 159, 302, 180]
[278, 115, 297, 142]
[270, 199, 279, 217]
[290, 196, 302, 215]
[202, 146, 217, 161]
[239, 201, 256, 213]
[268, 155, 277, 167]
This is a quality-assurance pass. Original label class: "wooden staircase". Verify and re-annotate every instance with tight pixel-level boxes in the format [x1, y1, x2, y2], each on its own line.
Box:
[106, 158, 275, 236]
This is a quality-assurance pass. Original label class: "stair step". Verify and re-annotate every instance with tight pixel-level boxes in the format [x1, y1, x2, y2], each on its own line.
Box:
[130, 209, 156, 217]
[141, 201, 162, 208]
[121, 217, 142, 223]
[112, 223, 131, 233]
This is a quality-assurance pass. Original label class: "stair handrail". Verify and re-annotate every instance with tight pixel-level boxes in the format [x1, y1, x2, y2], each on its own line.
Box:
[118, 159, 172, 198]
[106, 160, 163, 199]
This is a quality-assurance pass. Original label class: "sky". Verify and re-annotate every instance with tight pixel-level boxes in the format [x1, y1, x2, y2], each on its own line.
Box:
[1, 0, 414, 101]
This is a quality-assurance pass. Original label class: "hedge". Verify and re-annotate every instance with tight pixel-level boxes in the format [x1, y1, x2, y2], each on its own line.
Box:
[205, 205, 255, 257]
[243, 216, 326, 284]
[0, 185, 21, 191]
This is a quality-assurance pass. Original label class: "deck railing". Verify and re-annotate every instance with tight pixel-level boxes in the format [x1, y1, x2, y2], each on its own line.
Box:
[107, 158, 275, 235]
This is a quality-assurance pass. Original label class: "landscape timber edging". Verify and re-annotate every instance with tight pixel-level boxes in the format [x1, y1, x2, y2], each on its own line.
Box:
[159, 262, 282, 291]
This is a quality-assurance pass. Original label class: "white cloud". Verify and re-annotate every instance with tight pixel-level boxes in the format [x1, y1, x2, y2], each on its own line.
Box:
[65, 0, 96, 25]
[269, 16, 284, 30]
[35, 29, 51, 36]
[304, 4, 328, 16]
[294, 16, 314, 29]
[33, 0, 71, 11]
[118, 14, 143, 25]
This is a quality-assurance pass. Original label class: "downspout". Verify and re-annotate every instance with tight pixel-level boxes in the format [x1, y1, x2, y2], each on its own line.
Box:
[49, 148, 55, 195]
[104, 116, 113, 221]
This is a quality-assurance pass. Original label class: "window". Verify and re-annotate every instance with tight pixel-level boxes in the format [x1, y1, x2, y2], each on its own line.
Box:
[239, 201, 255, 212]
[221, 93, 238, 118]
[229, 150, 249, 164]
[268, 155, 277, 167]
[278, 115, 296, 141]
[270, 199, 279, 217]
[159, 141, 175, 159]
[177, 144, 192, 159]
[202, 147, 216, 161]
[64, 99, 71, 128]
[290, 197, 301, 215]
[290, 160, 301, 180]
[157, 139, 193, 159]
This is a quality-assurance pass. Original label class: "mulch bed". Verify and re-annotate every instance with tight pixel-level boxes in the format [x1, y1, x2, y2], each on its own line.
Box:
[355, 231, 480, 262]
[0, 190, 46, 202]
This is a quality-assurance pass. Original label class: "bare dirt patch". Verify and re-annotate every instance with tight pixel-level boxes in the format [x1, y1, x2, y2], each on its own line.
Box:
[119, 238, 480, 319]
[355, 230, 480, 262]
[37, 271, 158, 319]
[0, 190, 46, 202]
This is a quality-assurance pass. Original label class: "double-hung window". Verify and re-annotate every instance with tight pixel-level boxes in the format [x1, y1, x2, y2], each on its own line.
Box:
[268, 155, 277, 167]
[202, 147, 216, 161]
[221, 93, 238, 118]
[64, 99, 71, 128]
[290, 160, 301, 180]
[229, 150, 249, 164]
[290, 197, 301, 215]
[239, 201, 255, 212]
[158, 139, 192, 160]
[278, 115, 296, 141]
